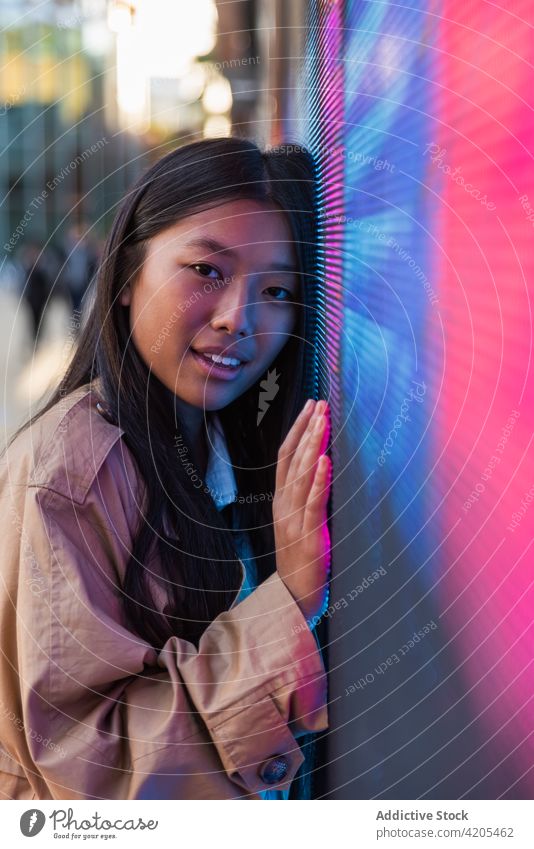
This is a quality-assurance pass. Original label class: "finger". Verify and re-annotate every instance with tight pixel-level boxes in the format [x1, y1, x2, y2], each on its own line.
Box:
[291, 405, 330, 492]
[287, 423, 329, 518]
[318, 407, 331, 455]
[275, 405, 325, 530]
[276, 399, 316, 490]
[303, 454, 332, 534]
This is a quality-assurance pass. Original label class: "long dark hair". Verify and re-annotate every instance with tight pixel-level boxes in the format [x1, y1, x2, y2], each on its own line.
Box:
[16, 136, 320, 650]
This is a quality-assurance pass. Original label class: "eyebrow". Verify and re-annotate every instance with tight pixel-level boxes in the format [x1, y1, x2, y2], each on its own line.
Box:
[181, 236, 299, 273]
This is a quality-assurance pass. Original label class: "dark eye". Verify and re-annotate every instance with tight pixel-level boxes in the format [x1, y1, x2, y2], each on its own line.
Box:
[190, 263, 222, 280]
[264, 286, 295, 302]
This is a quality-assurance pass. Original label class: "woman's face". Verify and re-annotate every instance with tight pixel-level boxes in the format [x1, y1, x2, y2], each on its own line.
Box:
[120, 199, 300, 412]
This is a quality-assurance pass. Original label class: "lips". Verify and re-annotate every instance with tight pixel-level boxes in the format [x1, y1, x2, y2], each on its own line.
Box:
[194, 350, 243, 367]
[189, 347, 246, 380]
[192, 347, 251, 364]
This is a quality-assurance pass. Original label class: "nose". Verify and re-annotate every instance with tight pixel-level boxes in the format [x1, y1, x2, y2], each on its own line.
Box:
[209, 278, 255, 337]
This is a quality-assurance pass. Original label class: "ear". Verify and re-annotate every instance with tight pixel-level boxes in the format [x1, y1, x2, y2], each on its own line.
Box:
[120, 285, 131, 306]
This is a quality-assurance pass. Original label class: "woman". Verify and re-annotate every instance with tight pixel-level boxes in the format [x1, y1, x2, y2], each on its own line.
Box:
[0, 137, 332, 800]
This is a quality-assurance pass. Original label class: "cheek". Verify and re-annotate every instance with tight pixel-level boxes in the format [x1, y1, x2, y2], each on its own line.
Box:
[129, 286, 182, 352]
[128, 297, 159, 350]
[269, 307, 299, 343]
[131, 276, 216, 348]
[130, 287, 172, 337]
[258, 308, 299, 361]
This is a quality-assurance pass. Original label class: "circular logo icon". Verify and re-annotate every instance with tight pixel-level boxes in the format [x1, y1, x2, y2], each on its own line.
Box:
[20, 809, 46, 837]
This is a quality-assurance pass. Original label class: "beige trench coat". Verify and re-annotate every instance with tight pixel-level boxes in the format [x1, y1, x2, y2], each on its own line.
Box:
[0, 382, 328, 800]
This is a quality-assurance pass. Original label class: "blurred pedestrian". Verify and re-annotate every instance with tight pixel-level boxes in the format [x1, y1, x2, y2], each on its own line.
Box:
[58, 223, 99, 317]
[17, 243, 52, 345]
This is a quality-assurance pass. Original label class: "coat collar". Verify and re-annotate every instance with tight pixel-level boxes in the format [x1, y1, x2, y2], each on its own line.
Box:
[92, 375, 237, 513]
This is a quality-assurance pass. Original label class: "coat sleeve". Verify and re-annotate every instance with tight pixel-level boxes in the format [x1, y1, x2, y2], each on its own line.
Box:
[12, 483, 328, 800]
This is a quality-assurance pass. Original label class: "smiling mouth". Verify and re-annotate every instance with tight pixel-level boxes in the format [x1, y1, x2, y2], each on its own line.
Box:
[189, 347, 246, 378]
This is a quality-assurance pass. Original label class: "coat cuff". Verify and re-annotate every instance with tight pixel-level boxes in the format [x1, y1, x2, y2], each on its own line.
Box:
[209, 693, 305, 794]
[193, 571, 328, 794]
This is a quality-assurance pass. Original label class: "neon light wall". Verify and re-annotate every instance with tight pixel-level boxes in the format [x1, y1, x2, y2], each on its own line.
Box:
[283, 0, 534, 798]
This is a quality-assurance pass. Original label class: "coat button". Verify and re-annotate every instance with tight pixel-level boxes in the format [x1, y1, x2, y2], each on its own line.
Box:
[96, 401, 116, 424]
[259, 756, 289, 785]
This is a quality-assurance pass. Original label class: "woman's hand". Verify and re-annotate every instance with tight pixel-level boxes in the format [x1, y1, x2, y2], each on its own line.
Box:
[273, 399, 332, 624]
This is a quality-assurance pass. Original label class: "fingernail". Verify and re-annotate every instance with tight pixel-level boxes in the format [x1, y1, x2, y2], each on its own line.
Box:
[304, 399, 314, 414]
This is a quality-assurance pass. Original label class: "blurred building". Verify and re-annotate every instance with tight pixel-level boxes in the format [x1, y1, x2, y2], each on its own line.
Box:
[0, 0, 142, 249]
[0, 0, 269, 254]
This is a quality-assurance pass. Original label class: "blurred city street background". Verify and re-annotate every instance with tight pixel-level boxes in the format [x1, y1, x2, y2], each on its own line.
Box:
[0, 0, 290, 440]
